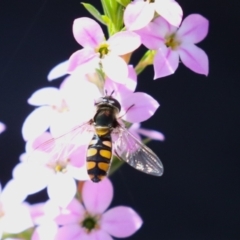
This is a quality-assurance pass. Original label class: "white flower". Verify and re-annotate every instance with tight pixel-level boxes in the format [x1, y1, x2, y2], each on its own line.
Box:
[0, 180, 33, 238]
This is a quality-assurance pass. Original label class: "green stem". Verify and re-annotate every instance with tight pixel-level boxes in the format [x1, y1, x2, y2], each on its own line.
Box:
[3, 227, 34, 240]
[109, 156, 124, 176]
[135, 50, 155, 75]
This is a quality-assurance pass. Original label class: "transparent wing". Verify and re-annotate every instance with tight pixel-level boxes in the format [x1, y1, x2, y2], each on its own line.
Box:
[27, 121, 94, 164]
[113, 125, 164, 176]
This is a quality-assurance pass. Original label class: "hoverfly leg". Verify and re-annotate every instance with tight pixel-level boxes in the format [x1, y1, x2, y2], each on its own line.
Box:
[118, 104, 135, 119]
[114, 150, 124, 162]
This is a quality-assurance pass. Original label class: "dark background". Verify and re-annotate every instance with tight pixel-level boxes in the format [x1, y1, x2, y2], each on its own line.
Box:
[0, 0, 240, 239]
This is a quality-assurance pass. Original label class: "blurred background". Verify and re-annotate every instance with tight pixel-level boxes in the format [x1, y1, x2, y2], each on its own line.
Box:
[0, 0, 240, 239]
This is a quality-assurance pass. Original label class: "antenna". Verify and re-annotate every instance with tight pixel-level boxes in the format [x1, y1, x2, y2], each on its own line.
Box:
[110, 90, 115, 96]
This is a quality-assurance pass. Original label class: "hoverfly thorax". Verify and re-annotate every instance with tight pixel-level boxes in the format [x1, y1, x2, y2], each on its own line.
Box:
[93, 95, 120, 134]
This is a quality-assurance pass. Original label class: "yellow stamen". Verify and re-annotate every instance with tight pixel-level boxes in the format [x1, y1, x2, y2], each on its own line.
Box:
[52, 100, 69, 113]
[54, 163, 67, 173]
[165, 34, 180, 50]
[95, 42, 110, 58]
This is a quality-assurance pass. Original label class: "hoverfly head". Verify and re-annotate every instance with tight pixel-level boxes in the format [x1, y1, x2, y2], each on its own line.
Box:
[95, 94, 121, 113]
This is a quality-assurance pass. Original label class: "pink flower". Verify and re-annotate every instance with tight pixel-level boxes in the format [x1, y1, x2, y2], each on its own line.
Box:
[0, 122, 6, 134]
[136, 14, 209, 78]
[124, 0, 183, 30]
[68, 17, 141, 83]
[13, 132, 90, 207]
[54, 178, 142, 239]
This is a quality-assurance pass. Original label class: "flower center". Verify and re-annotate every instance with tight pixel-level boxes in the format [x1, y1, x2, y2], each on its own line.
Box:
[48, 160, 68, 173]
[52, 100, 69, 113]
[165, 34, 180, 50]
[0, 203, 4, 219]
[96, 42, 110, 58]
[81, 214, 100, 233]
[54, 163, 67, 173]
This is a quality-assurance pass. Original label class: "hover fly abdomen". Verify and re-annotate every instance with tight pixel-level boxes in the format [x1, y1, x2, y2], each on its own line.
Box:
[86, 133, 112, 182]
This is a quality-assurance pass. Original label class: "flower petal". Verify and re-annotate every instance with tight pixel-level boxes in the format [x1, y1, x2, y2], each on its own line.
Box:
[22, 106, 52, 141]
[136, 127, 165, 141]
[49, 111, 85, 138]
[68, 49, 98, 73]
[108, 31, 141, 56]
[153, 16, 177, 38]
[27, 87, 61, 106]
[68, 145, 87, 168]
[73, 17, 104, 48]
[0, 122, 6, 134]
[12, 162, 51, 195]
[54, 224, 83, 240]
[47, 173, 77, 207]
[82, 178, 113, 214]
[30, 202, 45, 224]
[178, 43, 209, 75]
[31, 200, 60, 225]
[177, 14, 209, 44]
[60, 74, 100, 110]
[102, 55, 128, 84]
[28, 131, 52, 152]
[124, 1, 154, 31]
[135, 20, 165, 50]
[32, 222, 58, 240]
[68, 165, 90, 181]
[121, 92, 160, 123]
[59, 75, 100, 124]
[1, 179, 28, 204]
[55, 198, 85, 225]
[104, 66, 137, 101]
[89, 230, 113, 240]
[126, 65, 137, 92]
[101, 206, 143, 238]
[47, 60, 69, 81]
[3, 203, 33, 234]
[153, 45, 179, 79]
[155, 0, 183, 27]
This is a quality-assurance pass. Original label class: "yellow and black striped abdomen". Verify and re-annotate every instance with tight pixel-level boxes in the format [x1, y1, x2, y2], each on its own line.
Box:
[87, 133, 112, 182]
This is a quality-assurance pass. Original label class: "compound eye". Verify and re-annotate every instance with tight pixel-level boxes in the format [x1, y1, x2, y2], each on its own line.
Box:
[111, 98, 121, 112]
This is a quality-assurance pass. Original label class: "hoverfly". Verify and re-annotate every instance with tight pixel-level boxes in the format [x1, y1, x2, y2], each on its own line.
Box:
[31, 94, 164, 182]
